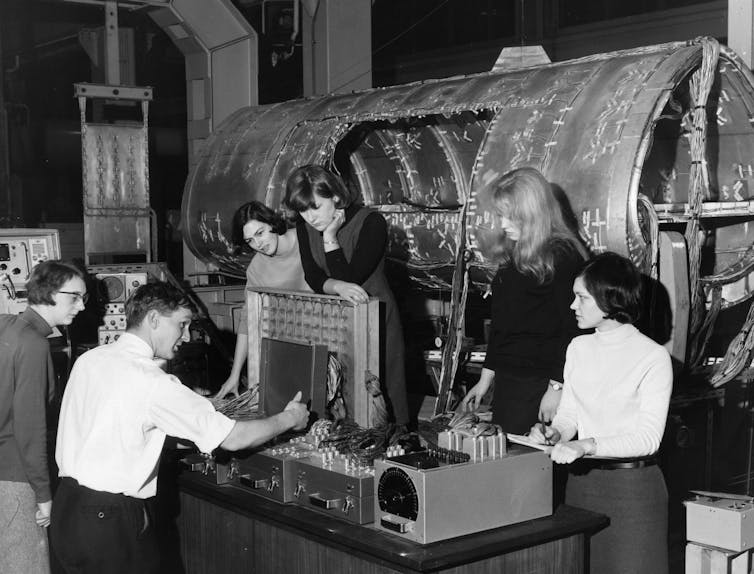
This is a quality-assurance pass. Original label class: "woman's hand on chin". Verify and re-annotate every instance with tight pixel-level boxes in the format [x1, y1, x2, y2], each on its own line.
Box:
[323, 209, 346, 240]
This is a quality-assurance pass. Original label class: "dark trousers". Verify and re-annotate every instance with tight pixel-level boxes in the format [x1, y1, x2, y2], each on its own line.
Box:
[492, 370, 549, 434]
[50, 477, 159, 574]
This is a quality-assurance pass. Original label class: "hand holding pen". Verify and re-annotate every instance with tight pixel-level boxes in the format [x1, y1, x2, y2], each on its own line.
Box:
[529, 421, 561, 446]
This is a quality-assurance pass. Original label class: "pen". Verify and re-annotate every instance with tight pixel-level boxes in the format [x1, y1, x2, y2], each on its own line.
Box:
[538, 421, 554, 446]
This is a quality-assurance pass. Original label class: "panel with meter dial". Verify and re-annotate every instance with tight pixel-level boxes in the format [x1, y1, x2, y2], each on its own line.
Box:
[94, 272, 147, 346]
[0, 229, 60, 315]
[374, 446, 552, 544]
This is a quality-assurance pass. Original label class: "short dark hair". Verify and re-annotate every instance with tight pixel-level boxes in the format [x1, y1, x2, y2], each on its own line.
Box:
[125, 282, 194, 329]
[284, 165, 358, 213]
[233, 201, 288, 253]
[579, 252, 642, 324]
[26, 260, 86, 305]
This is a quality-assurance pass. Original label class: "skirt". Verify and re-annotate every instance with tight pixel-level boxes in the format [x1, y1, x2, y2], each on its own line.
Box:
[0, 480, 50, 574]
[566, 463, 668, 574]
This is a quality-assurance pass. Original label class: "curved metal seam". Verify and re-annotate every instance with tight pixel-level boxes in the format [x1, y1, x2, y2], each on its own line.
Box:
[427, 123, 469, 205]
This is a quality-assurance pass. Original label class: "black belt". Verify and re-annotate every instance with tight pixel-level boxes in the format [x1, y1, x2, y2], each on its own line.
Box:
[572, 456, 657, 472]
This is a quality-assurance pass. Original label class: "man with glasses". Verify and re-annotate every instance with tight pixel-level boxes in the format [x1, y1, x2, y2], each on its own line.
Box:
[51, 281, 309, 574]
[0, 260, 87, 574]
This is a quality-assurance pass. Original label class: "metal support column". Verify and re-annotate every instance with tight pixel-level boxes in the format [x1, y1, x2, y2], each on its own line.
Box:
[104, 1, 121, 85]
[302, 0, 372, 96]
[728, 0, 754, 68]
[0, 14, 8, 219]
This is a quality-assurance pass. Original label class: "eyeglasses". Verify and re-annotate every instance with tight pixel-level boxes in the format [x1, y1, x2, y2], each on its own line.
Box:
[58, 291, 89, 304]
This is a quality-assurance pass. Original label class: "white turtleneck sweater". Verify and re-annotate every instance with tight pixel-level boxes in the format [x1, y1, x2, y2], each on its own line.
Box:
[552, 323, 672, 458]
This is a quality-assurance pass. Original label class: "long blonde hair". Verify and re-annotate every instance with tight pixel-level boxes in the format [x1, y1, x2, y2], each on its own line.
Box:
[490, 167, 587, 284]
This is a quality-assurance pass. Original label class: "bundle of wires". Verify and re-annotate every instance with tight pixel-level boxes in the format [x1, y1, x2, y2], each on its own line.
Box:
[318, 420, 411, 466]
[326, 354, 347, 421]
[209, 387, 260, 420]
[365, 371, 388, 428]
[309, 418, 333, 436]
[423, 410, 503, 442]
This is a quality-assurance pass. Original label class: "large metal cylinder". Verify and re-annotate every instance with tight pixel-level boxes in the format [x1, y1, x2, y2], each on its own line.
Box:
[182, 38, 754, 295]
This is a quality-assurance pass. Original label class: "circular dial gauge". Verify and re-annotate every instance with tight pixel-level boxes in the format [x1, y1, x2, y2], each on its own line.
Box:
[102, 276, 125, 301]
[378, 467, 419, 520]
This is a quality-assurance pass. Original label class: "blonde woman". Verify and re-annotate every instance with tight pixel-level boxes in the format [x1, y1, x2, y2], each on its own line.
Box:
[461, 167, 588, 433]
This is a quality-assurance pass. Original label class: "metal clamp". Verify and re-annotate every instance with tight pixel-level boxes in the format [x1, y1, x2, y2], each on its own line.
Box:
[267, 476, 279, 493]
[342, 496, 355, 514]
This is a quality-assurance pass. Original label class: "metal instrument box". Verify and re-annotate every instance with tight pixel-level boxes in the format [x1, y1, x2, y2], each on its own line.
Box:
[374, 446, 552, 544]
[181, 453, 224, 484]
[98, 329, 122, 346]
[235, 448, 305, 504]
[292, 456, 374, 524]
[0, 229, 60, 315]
[95, 272, 147, 303]
[685, 494, 754, 551]
[101, 314, 126, 331]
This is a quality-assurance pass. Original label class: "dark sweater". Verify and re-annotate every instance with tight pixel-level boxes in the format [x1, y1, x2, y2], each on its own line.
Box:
[296, 205, 387, 291]
[296, 205, 410, 425]
[0, 307, 54, 502]
[483, 246, 584, 383]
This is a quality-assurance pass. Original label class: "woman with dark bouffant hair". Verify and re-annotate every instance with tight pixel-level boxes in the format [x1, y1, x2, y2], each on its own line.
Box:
[284, 165, 410, 426]
[460, 167, 588, 433]
[215, 201, 311, 398]
[530, 252, 672, 574]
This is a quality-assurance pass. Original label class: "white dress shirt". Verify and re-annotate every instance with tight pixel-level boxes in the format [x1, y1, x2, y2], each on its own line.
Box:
[552, 324, 672, 458]
[56, 333, 235, 498]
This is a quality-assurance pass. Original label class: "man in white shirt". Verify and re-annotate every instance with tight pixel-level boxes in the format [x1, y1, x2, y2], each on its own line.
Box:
[50, 281, 308, 574]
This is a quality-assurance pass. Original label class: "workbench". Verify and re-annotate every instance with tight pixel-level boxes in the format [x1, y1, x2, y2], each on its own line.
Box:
[173, 471, 608, 574]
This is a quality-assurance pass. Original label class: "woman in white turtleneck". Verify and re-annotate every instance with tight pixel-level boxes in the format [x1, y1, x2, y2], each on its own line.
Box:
[530, 252, 672, 574]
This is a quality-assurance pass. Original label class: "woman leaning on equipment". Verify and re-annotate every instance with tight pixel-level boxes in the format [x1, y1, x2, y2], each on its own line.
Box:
[215, 201, 311, 399]
[283, 165, 410, 426]
[529, 252, 672, 574]
[460, 167, 588, 433]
